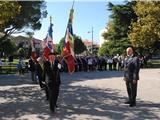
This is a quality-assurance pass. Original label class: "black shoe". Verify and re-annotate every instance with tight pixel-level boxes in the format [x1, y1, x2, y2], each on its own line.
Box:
[129, 103, 136, 107]
[50, 108, 55, 113]
[125, 101, 130, 104]
[55, 104, 58, 108]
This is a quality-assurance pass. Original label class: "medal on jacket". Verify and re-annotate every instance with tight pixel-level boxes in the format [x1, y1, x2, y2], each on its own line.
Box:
[124, 56, 133, 71]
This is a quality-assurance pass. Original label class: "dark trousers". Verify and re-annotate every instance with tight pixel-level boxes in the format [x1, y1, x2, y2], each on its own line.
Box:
[108, 63, 112, 70]
[31, 71, 36, 82]
[45, 85, 49, 100]
[48, 83, 60, 111]
[126, 81, 137, 104]
[37, 75, 45, 88]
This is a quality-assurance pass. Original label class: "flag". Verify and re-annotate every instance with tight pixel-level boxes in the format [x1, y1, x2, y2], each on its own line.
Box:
[30, 39, 37, 63]
[62, 7, 75, 74]
[43, 22, 54, 60]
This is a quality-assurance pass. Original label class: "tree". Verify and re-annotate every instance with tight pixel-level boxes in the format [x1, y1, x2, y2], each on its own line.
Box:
[98, 38, 131, 56]
[0, 1, 47, 58]
[0, 1, 47, 39]
[58, 34, 86, 55]
[74, 35, 86, 54]
[98, 42, 110, 56]
[100, 1, 137, 55]
[129, 1, 160, 54]
[57, 37, 65, 55]
[103, 1, 137, 40]
[0, 38, 16, 56]
[0, 1, 21, 28]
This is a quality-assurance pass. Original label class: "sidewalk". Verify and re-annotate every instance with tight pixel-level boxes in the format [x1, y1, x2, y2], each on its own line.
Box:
[0, 69, 160, 120]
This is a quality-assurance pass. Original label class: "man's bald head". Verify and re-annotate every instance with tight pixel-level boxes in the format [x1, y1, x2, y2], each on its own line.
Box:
[126, 47, 134, 56]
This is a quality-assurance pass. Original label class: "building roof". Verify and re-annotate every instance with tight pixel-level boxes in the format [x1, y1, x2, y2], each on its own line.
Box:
[32, 38, 42, 44]
[83, 39, 92, 46]
[83, 39, 99, 47]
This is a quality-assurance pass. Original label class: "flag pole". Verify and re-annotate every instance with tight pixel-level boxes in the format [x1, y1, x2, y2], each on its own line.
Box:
[71, 0, 75, 57]
[72, 0, 75, 9]
[50, 16, 52, 24]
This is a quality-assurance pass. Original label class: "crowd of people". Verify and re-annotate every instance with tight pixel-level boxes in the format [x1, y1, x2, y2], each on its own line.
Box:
[12, 47, 149, 112]
[60, 53, 148, 73]
[61, 54, 125, 73]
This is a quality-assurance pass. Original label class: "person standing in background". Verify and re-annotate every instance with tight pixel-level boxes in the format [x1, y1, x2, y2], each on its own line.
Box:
[123, 47, 140, 107]
[28, 56, 36, 83]
[0, 58, 3, 73]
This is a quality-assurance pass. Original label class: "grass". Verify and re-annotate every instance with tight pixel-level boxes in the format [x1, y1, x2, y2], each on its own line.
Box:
[0, 67, 17, 74]
[0, 58, 28, 74]
[146, 59, 160, 68]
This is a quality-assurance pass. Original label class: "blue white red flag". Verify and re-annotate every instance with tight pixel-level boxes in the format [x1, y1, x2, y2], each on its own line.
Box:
[43, 22, 54, 60]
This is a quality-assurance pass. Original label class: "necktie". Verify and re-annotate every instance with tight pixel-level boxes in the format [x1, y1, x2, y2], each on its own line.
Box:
[51, 62, 54, 69]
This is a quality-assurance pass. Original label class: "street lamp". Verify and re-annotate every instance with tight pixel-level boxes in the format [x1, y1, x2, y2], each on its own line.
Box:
[88, 27, 94, 54]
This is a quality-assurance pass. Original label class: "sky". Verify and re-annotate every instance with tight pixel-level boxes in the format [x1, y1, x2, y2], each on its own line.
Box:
[33, 0, 125, 44]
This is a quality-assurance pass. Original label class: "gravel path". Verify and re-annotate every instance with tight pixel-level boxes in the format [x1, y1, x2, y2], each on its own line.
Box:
[0, 69, 160, 120]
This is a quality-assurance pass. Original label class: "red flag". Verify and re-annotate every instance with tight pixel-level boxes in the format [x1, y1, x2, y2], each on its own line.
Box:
[62, 7, 75, 74]
[43, 46, 50, 60]
[30, 40, 36, 63]
[63, 53, 75, 74]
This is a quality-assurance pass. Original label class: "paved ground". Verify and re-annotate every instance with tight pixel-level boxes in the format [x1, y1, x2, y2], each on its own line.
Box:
[0, 69, 160, 120]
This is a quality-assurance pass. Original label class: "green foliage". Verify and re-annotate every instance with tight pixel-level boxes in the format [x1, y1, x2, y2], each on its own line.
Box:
[74, 35, 86, 54]
[98, 42, 110, 56]
[147, 59, 160, 68]
[0, 1, 47, 58]
[57, 37, 65, 55]
[103, 1, 137, 40]
[17, 47, 24, 57]
[129, 1, 160, 53]
[98, 38, 131, 56]
[100, 1, 137, 56]
[54, 44, 60, 55]
[0, 1, 47, 38]
[0, 39, 16, 56]
[0, 58, 29, 74]
[0, 1, 21, 28]
[0, 66, 17, 74]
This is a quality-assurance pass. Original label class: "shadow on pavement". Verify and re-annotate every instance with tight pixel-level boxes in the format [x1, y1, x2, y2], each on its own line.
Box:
[61, 71, 124, 83]
[0, 73, 37, 86]
[0, 71, 160, 119]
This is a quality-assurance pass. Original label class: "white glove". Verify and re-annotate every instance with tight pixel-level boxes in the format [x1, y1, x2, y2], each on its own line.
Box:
[58, 63, 61, 69]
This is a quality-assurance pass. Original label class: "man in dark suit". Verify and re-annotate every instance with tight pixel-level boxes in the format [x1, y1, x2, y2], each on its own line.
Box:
[36, 57, 46, 89]
[28, 57, 36, 83]
[44, 52, 61, 113]
[123, 47, 140, 107]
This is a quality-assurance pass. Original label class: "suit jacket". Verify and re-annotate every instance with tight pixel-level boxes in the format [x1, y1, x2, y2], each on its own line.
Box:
[44, 59, 61, 87]
[29, 59, 35, 72]
[124, 55, 140, 81]
[36, 63, 45, 82]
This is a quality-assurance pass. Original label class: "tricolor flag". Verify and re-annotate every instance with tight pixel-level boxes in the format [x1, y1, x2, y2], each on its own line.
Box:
[43, 18, 54, 60]
[62, 7, 75, 74]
